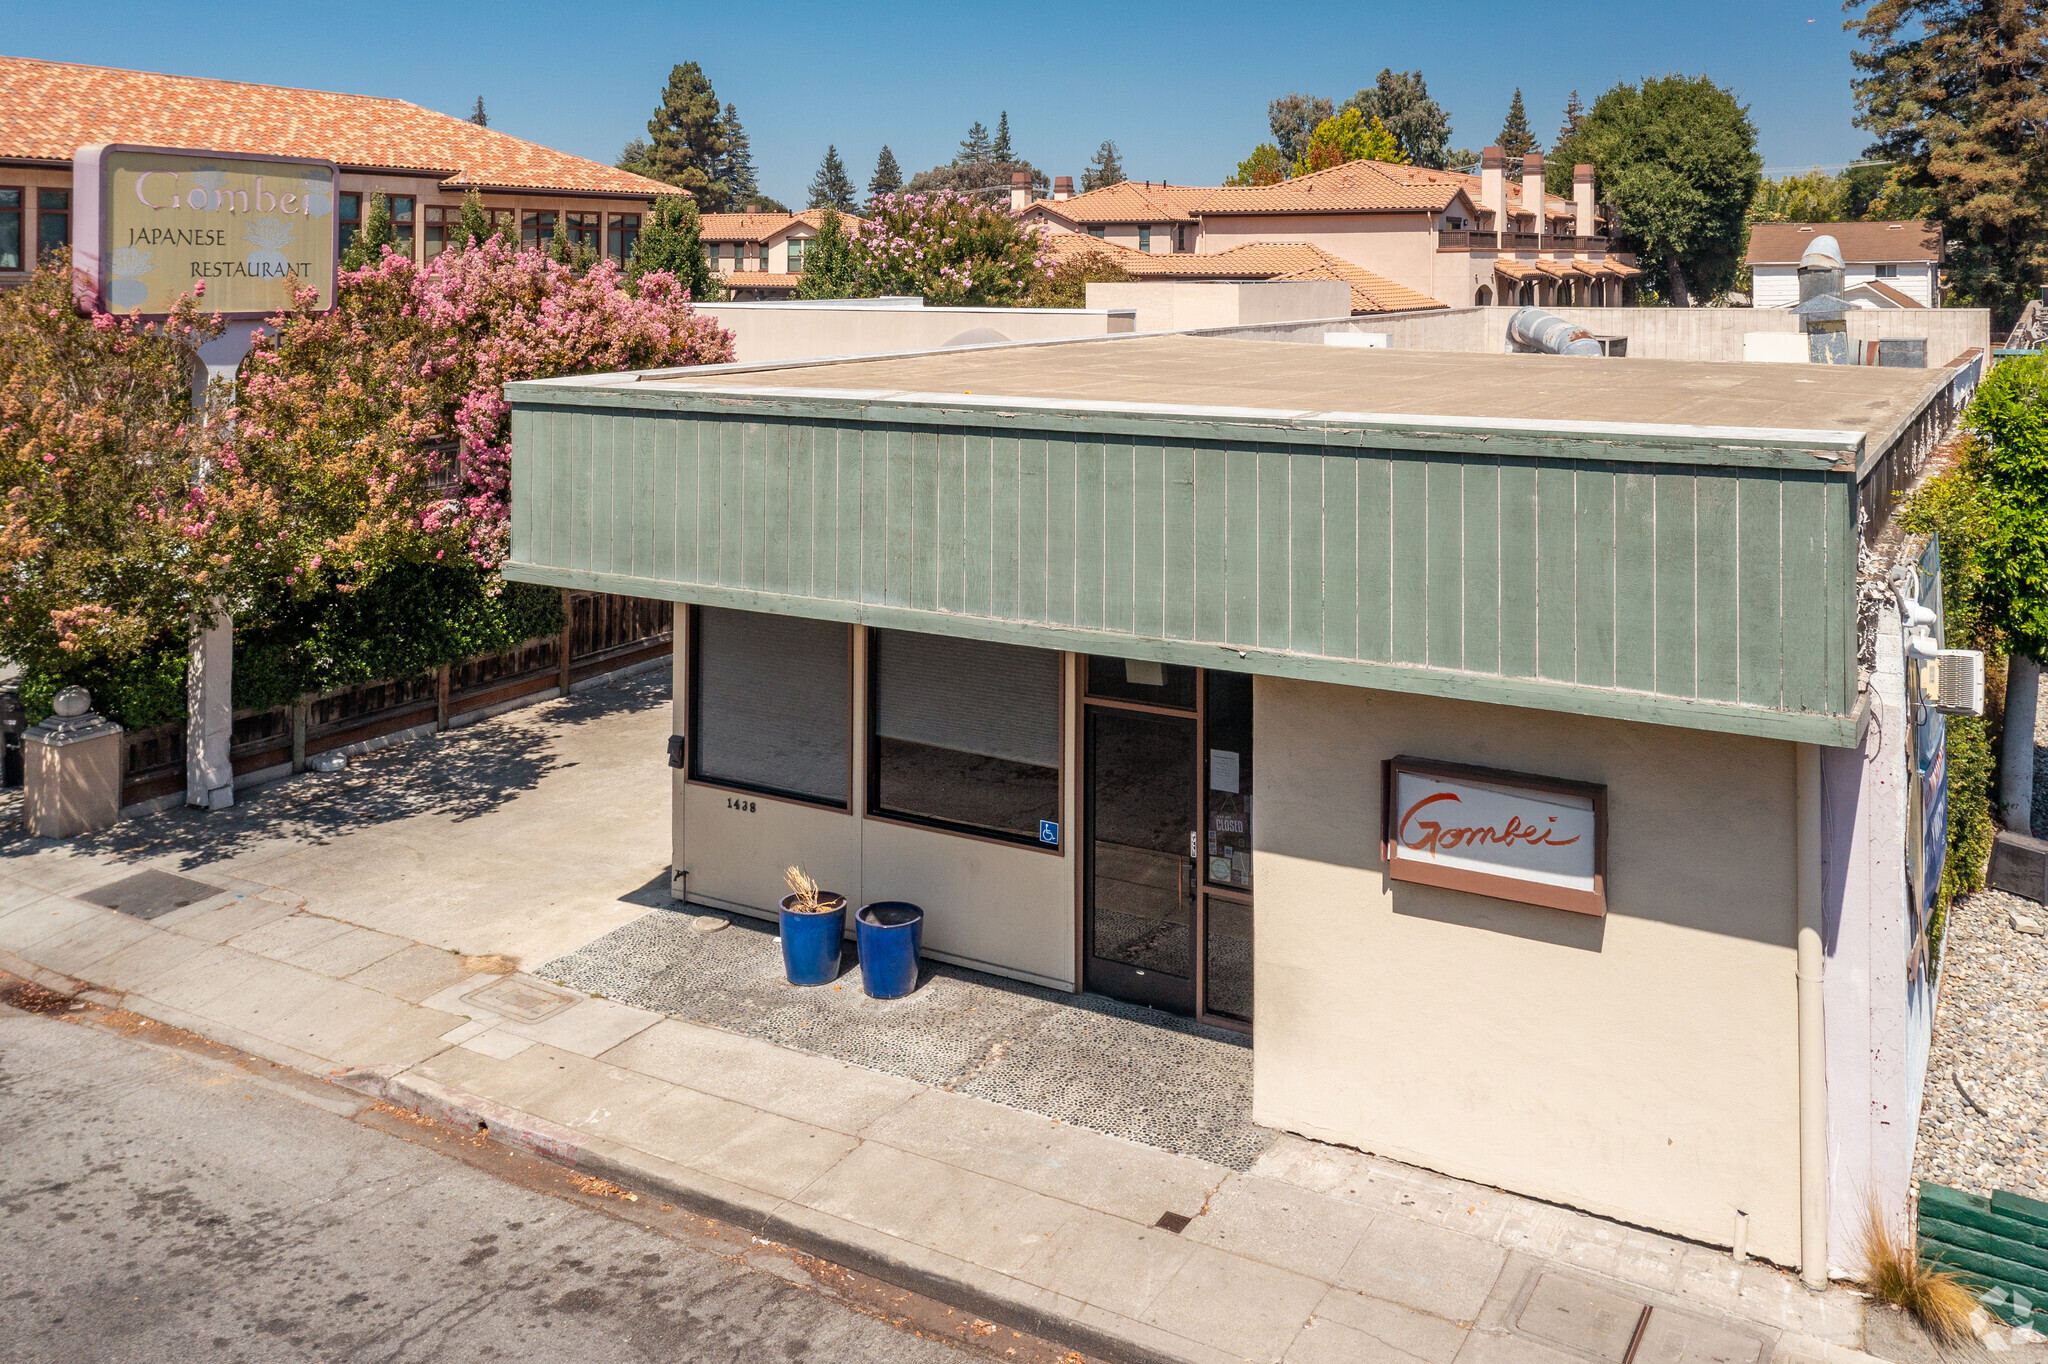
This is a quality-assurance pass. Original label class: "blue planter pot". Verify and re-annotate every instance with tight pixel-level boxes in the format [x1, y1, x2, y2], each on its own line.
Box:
[779, 893, 848, 985]
[856, 901, 924, 1000]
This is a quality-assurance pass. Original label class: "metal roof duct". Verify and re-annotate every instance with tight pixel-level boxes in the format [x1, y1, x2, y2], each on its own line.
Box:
[1507, 306, 1605, 357]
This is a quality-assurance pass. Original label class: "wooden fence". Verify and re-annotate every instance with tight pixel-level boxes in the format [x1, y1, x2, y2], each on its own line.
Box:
[121, 591, 671, 809]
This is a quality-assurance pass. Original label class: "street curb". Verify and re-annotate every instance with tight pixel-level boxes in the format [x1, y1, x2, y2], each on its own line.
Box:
[343, 1064, 1205, 1364]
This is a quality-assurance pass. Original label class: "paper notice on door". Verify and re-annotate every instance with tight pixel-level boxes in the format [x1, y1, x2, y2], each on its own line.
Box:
[1209, 749, 1240, 793]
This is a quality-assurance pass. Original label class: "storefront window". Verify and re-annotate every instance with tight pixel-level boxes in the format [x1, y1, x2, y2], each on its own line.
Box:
[1203, 671, 1252, 891]
[870, 631, 1060, 843]
[566, 211, 601, 256]
[36, 189, 68, 260]
[688, 607, 850, 807]
[1086, 655, 1195, 708]
[521, 209, 557, 252]
[608, 213, 640, 264]
[0, 189, 20, 271]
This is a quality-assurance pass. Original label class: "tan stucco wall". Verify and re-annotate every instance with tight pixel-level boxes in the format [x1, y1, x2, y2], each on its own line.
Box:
[1084, 280, 1352, 332]
[671, 625, 1079, 988]
[1194, 212, 1439, 299]
[1253, 675, 1804, 1264]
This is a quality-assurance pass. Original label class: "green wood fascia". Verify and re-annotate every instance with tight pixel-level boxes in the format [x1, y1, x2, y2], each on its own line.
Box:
[504, 557, 1866, 746]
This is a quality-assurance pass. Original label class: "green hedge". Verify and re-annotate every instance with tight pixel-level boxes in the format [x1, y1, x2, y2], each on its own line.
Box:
[20, 564, 564, 729]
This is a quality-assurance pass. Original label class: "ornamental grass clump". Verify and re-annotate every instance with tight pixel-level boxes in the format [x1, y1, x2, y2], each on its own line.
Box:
[1859, 1197, 1979, 1345]
[783, 865, 828, 913]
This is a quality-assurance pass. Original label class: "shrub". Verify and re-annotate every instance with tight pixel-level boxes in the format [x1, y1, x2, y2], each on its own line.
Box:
[850, 192, 1052, 306]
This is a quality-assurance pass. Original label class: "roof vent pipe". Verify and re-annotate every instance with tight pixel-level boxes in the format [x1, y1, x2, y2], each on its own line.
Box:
[1507, 306, 1605, 357]
[1798, 234, 1845, 304]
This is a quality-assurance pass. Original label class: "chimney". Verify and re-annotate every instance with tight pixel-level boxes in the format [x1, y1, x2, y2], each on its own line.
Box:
[1573, 165, 1596, 237]
[1010, 170, 1031, 212]
[1053, 176, 1073, 202]
[1521, 152, 1545, 233]
[1480, 147, 1507, 234]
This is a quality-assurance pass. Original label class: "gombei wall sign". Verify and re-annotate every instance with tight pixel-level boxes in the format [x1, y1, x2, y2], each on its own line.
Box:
[1381, 757, 1607, 915]
[72, 144, 339, 318]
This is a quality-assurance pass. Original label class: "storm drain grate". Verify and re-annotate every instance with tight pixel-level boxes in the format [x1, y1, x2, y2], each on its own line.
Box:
[1153, 1212, 1192, 1234]
[79, 869, 224, 920]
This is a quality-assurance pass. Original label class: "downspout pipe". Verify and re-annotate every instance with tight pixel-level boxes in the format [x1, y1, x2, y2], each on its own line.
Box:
[1796, 742, 1828, 1289]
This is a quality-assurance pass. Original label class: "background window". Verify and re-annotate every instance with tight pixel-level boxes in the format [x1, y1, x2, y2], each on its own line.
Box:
[0, 189, 20, 271]
[1138, 225, 1151, 252]
[1875, 263, 1901, 279]
[870, 631, 1060, 842]
[423, 205, 448, 259]
[758, 243, 770, 269]
[608, 213, 641, 263]
[1087, 225, 1105, 240]
[36, 189, 68, 260]
[566, 211, 601, 255]
[521, 209, 557, 251]
[690, 607, 849, 806]
[387, 195, 415, 257]
[786, 237, 805, 273]
[338, 193, 362, 253]
[706, 242, 722, 270]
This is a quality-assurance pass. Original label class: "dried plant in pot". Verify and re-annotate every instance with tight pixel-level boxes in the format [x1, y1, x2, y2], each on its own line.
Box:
[778, 865, 849, 986]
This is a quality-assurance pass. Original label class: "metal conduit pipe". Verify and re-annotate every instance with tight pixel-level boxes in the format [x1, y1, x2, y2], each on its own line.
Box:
[1796, 742, 1828, 1289]
[1506, 306, 1605, 357]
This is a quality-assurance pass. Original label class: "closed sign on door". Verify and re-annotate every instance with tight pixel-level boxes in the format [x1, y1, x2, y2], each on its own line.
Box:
[1382, 758, 1606, 915]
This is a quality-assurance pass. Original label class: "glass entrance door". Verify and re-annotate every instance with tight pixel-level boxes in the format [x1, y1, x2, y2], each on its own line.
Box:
[1084, 706, 1198, 1014]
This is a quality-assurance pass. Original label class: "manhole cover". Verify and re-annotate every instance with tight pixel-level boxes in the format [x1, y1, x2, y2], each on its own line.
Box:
[79, 869, 224, 920]
[461, 975, 580, 1024]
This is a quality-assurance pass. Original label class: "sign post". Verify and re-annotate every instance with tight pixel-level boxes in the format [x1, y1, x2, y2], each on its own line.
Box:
[71, 145, 338, 810]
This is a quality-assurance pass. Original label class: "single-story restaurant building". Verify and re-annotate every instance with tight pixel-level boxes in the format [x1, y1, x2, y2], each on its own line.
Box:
[503, 331, 1982, 1281]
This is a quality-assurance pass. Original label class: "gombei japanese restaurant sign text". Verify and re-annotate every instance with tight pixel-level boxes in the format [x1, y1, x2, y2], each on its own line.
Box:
[1382, 758, 1606, 915]
[73, 145, 338, 318]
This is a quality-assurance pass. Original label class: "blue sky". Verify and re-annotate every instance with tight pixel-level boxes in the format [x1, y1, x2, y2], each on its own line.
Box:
[18, 2, 1872, 206]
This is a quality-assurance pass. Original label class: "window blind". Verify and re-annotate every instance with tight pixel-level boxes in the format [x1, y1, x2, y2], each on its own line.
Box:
[692, 607, 849, 804]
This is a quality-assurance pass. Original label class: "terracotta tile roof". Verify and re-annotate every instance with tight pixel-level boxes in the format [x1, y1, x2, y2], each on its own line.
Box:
[1053, 239, 1442, 313]
[1492, 259, 1545, 280]
[718, 271, 804, 291]
[0, 54, 669, 197]
[1042, 233, 1157, 267]
[700, 208, 869, 243]
[1744, 220, 1941, 266]
[1021, 181, 1208, 225]
[1191, 161, 1457, 214]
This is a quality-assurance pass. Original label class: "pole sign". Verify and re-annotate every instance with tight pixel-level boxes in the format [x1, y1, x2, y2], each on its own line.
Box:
[1382, 757, 1607, 915]
[72, 144, 338, 318]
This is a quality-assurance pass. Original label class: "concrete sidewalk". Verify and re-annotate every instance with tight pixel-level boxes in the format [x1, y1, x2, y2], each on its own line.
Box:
[0, 686, 1876, 1364]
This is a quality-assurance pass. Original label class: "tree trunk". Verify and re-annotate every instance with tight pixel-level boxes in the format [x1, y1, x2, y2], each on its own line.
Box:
[2003, 654, 2040, 835]
[1664, 254, 1692, 307]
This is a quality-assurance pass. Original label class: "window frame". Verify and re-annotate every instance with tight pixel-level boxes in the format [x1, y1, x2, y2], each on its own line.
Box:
[520, 208, 558, 252]
[865, 629, 1067, 853]
[607, 212, 641, 264]
[1138, 225, 1151, 252]
[0, 187, 22, 272]
[684, 605, 854, 812]
[387, 194, 415, 258]
[786, 236, 805, 273]
[1874, 262, 1901, 279]
[338, 192, 363, 253]
[565, 210, 602, 256]
[35, 187, 69, 261]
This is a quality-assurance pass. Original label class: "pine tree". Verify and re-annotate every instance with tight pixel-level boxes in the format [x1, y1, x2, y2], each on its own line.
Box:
[992, 112, 1014, 163]
[1497, 89, 1538, 178]
[796, 207, 862, 299]
[1556, 90, 1585, 149]
[1082, 140, 1126, 192]
[469, 97, 488, 128]
[720, 103, 758, 198]
[869, 146, 903, 204]
[644, 62, 732, 211]
[1851, 0, 2048, 321]
[630, 194, 719, 301]
[956, 121, 993, 166]
[341, 191, 393, 269]
[809, 146, 857, 212]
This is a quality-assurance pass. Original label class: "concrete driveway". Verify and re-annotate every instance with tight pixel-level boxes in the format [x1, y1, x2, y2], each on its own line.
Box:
[0, 670, 675, 971]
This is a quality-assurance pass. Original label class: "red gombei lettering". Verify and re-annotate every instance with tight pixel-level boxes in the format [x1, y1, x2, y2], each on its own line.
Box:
[1396, 791, 1581, 856]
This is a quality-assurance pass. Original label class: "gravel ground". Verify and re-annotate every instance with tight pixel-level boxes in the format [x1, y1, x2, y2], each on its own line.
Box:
[1915, 667, 2048, 1198]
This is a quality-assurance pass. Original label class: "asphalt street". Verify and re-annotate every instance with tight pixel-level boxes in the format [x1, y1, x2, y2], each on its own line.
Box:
[0, 1002, 996, 1363]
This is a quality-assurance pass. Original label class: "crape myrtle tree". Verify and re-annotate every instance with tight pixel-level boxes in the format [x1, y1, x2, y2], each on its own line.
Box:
[0, 260, 287, 720]
[1564, 75, 1761, 306]
[851, 192, 1053, 306]
[1850, 0, 2048, 321]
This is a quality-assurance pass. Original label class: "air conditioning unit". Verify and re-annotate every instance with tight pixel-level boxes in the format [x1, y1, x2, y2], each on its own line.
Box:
[1918, 649, 1986, 717]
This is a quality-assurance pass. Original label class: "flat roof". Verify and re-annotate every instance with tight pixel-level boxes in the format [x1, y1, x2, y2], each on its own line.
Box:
[643, 334, 1954, 453]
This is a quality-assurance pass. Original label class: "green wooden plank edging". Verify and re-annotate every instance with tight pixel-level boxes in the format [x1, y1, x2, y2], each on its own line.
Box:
[1921, 1181, 2048, 1325]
